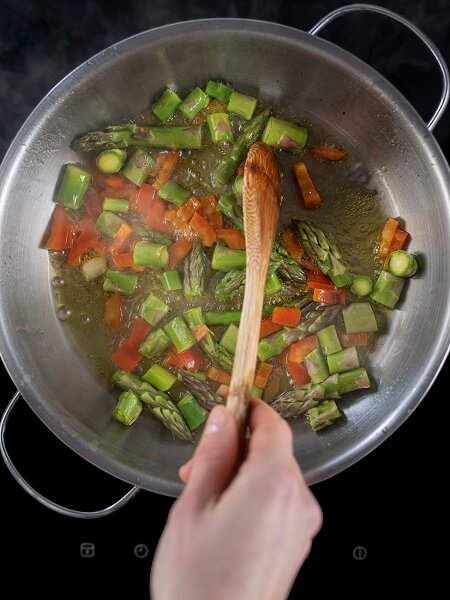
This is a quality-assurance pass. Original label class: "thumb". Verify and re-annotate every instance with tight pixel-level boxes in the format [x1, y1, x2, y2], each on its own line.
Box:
[182, 405, 238, 508]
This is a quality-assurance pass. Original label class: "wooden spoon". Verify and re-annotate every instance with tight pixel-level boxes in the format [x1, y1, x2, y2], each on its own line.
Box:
[226, 142, 281, 435]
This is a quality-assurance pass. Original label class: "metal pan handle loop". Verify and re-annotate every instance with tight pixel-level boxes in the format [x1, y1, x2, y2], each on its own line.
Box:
[309, 3, 449, 130]
[1, 392, 140, 519]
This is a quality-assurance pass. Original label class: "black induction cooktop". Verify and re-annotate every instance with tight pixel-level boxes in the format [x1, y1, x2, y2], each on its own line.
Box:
[1, 0, 448, 597]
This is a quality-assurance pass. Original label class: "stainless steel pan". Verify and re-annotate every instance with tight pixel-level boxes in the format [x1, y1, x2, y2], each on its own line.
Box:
[1, 4, 449, 518]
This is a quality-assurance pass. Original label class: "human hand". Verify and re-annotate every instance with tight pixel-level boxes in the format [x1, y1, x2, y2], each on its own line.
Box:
[150, 399, 322, 600]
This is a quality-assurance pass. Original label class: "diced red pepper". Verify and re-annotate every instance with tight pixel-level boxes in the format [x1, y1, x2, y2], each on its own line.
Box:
[99, 182, 136, 201]
[192, 324, 210, 342]
[216, 384, 230, 398]
[127, 319, 152, 349]
[307, 273, 335, 290]
[378, 217, 399, 259]
[104, 294, 123, 332]
[383, 228, 410, 268]
[271, 307, 301, 327]
[66, 220, 106, 267]
[215, 228, 246, 250]
[310, 146, 346, 161]
[129, 183, 157, 215]
[42, 205, 75, 251]
[288, 335, 319, 364]
[152, 152, 180, 190]
[254, 362, 274, 389]
[293, 161, 322, 209]
[176, 197, 203, 223]
[286, 360, 311, 386]
[189, 211, 217, 247]
[259, 319, 283, 339]
[197, 194, 224, 229]
[110, 222, 134, 254]
[163, 347, 204, 372]
[112, 341, 142, 372]
[83, 188, 103, 219]
[143, 197, 174, 235]
[104, 174, 127, 188]
[206, 365, 231, 385]
[313, 286, 346, 305]
[282, 227, 305, 263]
[167, 239, 193, 269]
[110, 250, 145, 272]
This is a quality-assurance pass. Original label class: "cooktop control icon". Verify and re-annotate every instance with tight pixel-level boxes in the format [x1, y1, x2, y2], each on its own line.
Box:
[80, 542, 95, 558]
[134, 544, 149, 559]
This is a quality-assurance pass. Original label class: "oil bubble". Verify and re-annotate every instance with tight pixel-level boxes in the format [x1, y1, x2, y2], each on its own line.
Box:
[57, 305, 72, 320]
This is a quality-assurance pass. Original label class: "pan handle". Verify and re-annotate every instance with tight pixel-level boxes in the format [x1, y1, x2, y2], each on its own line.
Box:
[1, 392, 140, 519]
[309, 3, 450, 130]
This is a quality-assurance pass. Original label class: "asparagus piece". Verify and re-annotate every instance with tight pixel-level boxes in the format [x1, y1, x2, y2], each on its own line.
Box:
[96, 149, 127, 174]
[294, 220, 354, 287]
[112, 369, 160, 396]
[232, 175, 244, 198]
[271, 242, 307, 284]
[133, 241, 169, 268]
[207, 113, 233, 143]
[103, 269, 138, 295]
[96, 211, 125, 238]
[214, 260, 280, 301]
[322, 374, 341, 399]
[351, 276, 373, 297]
[122, 148, 154, 186]
[370, 271, 405, 308]
[184, 307, 234, 372]
[142, 364, 177, 391]
[227, 91, 257, 120]
[213, 108, 270, 184]
[164, 316, 196, 353]
[132, 222, 172, 244]
[338, 367, 370, 394]
[139, 293, 169, 326]
[271, 384, 326, 419]
[205, 80, 233, 102]
[173, 368, 224, 411]
[72, 124, 203, 151]
[219, 323, 239, 354]
[342, 302, 378, 333]
[112, 390, 143, 426]
[211, 244, 246, 271]
[218, 194, 244, 231]
[264, 283, 311, 307]
[317, 324, 342, 355]
[56, 164, 92, 209]
[139, 328, 171, 360]
[265, 272, 283, 295]
[158, 180, 191, 207]
[327, 346, 360, 374]
[204, 310, 242, 326]
[159, 270, 183, 291]
[262, 117, 308, 153]
[140, 390, 193, 442]
[257, 303, 341, 362]
[184, 239, 206, 297]
[387, 250, 418, 278]
[102, 197, 129, 213]
[307, 400, 342, 431]
[304, 347, 330, 384]
[179, 87, 210, 120]
[152, 88, 182, 122]
[178, 393, 208, 430]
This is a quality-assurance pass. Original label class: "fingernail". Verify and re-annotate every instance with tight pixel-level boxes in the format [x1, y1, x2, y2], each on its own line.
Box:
[204, 406, 226, 434]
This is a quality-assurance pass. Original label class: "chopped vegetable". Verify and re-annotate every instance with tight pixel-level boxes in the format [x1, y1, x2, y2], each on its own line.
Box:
[339, 332, 369, 348]
[387, 250, 418, 278]
[312, 287, 346, 305]
[310, 146, 346, 161]
[327, 346, 360, 374]
[189, 211, 217, 247]
[103, 269, 138, 295]
[81, 256, 107, 281]
[351, 276, 373, 297]
[139, 293, 169, 326]
[286, 360, 311, 386]
[142, 364, 177, 391]
[205, 311, 242, 326]
[272, 307, 301, 327]
[164, 316, 196, 353]
[122, 149, 154, 186]
[370, 271, 405, 308]
[129, 183, 156, 214]
[220, 323, 239, 354]
[307, 400, 342, 431]
[383, 228, 409, 267]
[112, 341, 142, 372]
[152, 88, 182, 122]
[158, 180, 191, 207]
[56, 164, 92, 209]
[207, 365, 231, 386]
[342, 302, 378, 334]
[293, 162, 322, 210]
[139, 328, 171, 360]
[96, 210, 125, 238]
[317, 324, 342, 356]
[178, 393, 208, 430]
[205, 80, 233, 102]
[127, 319, 152, 349]
[184, 239, 206, 297]
[159, 270, 183, 291]
[42, 205, 74, 250]
[112, 391, 143, 426]
[104, 293, 123, 332]
[378, 217, 399, 259]
[260, 318, 283, 339]
[227, 91, 257, 120]
[254, 362, 274, 389]
[206, 113, 233, 142]
[167, 239, 192, 269]
[211, 244, 246, 271]
[96, 149, 127, 174]
[133, 241, 169, 268]
[179, 87, 209, 120]
[152, 152, 180, 190]
[338, 367, 370, 394]
[262, 117, 308, 153]
[215, 228, 246, 250]
[102, 197, 129, 213]
[304, 348, 329, 383]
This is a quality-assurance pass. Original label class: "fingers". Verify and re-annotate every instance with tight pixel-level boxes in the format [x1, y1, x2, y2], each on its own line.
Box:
[246, 398, 294, 462]
[178, 458, 193, 484]
[181, 405, 239, 509]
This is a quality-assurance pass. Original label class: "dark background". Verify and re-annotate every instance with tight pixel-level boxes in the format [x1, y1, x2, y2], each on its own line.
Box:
[1, 0, 448, 597]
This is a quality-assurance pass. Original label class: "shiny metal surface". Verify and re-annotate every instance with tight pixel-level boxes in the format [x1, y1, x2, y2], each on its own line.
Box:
[0, 17, 449, 498]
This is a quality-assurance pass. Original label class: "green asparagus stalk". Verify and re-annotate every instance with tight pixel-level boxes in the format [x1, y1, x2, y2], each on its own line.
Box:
[327, 346, 360, 374]
[264, 284, 311, 307]
[138, 328, 171, 360]
[139, 293, 169, 326]
[205, 80, 233, 102]
[184, 307, 234, 372]
[213, 108, 270, 184]
[304, 347, 330, 384]
[207, 113, 234, 143]
[164, 316, 196, 353]
[103, 269, 138, 295]
[112, 369, 160, 396]
[96, 148, 127, 174]
[131, 222, 172, 245]
[122, 148, 154, 186]
[96, 211, 125, 238]
[214, 260, 281, 301]
[184, 239, 206, 297]
[178, 393, 208, 430]
[178, 87, 210, 120]
[317, 324, 342, 356]
[307, 400, 342, 431]
[112, 390, 143, 426]
[294, 220, 354, 287]
[257, 303, 341, 362]
[173, 368, 224, 410]
[204, 310, 242, 326]
[56, 164, 92, 209]
[227, 91, 257, 120]
[211, 244, 246, 272]
[370, 271, 405, 309]
[271, 242, 307, 284]
[342, 302, 378, 333]
[218, 194, 244, 231]
[152, 88, 182, 122]
[338, 367, 370, 394]
[140, 390, 193, 441]
[72, 123, 203, 152]
[271, 384, 325, 419]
